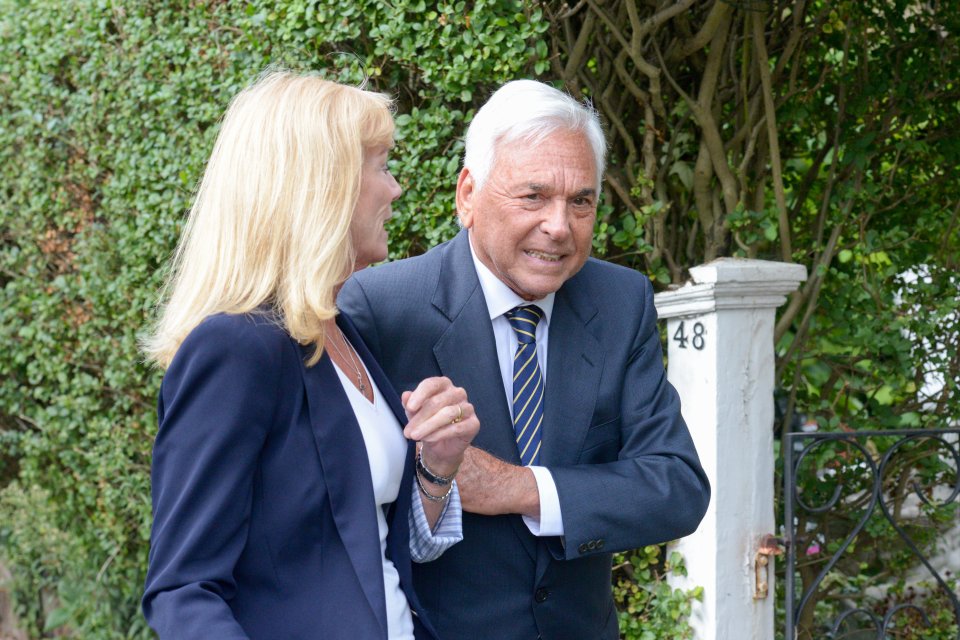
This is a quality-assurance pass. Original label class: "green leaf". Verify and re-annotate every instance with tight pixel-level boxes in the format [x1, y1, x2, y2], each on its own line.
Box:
[535, 40, 548, 59]
[873, 385, 895, 405]
[44, 608, 71, 631]
[669, 161, 693, 189]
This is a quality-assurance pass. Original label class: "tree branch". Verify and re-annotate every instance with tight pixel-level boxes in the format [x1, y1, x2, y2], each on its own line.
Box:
[563, 8, 596, 80]
[752, 10, 792, 261]
[629, 0, 697, 43]
[668, 0, 733, 61]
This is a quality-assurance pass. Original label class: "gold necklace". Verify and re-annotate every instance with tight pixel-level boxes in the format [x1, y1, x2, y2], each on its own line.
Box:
[327, 325, 367, 396]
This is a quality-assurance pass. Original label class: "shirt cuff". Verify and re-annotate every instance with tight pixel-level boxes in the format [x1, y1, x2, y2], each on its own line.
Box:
[408, 480, 463, 562]
[522, 465, 564, 536]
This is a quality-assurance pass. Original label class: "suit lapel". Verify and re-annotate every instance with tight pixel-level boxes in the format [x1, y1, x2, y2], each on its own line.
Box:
[337, 313, 412, 532]
[339, 314, 441, 640]
[431, 232, 518, 462]
[299, 343, 388, 638]
[431, 232, 537, 561]
[542, 282, 602, 465]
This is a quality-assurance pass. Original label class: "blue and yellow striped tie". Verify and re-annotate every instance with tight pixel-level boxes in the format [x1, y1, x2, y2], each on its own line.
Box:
[506, 305, 544, 466]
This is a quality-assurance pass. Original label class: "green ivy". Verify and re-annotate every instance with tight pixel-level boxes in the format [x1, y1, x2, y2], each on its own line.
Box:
[614, 546, 702, 640]
[0, 1, 694, 637]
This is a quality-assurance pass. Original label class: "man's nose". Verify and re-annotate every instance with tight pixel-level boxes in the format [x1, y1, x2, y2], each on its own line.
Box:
[539, 199, 572, 239]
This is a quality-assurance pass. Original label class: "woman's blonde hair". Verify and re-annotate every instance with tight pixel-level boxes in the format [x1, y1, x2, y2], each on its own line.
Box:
[143, 70, 395, 368]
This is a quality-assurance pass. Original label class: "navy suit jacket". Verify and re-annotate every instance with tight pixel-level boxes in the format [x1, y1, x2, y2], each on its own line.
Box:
[339, 230, 710, 640]
[142, 311, 440, 640]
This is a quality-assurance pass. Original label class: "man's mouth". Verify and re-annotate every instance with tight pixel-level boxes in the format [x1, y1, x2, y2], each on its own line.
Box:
[524, 249, 562, 262]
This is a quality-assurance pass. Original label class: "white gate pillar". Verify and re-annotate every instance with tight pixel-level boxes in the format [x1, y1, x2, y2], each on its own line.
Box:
[655, 258, 807, 640]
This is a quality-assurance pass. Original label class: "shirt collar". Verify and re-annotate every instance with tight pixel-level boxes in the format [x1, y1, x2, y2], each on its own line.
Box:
[467, 232, 555, 324]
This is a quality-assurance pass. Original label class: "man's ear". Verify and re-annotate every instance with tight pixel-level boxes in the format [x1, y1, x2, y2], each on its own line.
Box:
[455, 167, 476, 229]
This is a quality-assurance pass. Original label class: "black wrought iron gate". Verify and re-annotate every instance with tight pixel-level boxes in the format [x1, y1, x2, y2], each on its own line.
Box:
[783, 428, 960, 639]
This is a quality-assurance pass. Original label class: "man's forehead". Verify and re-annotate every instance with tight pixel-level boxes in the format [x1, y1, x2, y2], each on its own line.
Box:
[498, 129, 589, 152]
[496, 132, 595, 163]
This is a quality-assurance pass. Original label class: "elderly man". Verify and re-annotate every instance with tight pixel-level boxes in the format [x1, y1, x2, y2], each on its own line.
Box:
[339, 79, 710, 640]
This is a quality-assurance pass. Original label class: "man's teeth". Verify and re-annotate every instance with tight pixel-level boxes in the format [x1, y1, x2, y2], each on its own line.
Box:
[525, 250, 561, 262]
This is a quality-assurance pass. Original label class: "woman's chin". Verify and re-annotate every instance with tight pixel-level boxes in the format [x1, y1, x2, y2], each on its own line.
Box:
[355, 247, 388, 270]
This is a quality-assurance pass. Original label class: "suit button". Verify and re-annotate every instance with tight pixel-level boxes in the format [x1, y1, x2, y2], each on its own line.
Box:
[578, 542, 588, 554]
[596, 539, 605, 550]
[535, 587, 549, 603]
[587, 540, 597, 551]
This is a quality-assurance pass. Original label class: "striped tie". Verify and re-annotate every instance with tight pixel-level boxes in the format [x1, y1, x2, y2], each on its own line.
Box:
[505, 305, 544, 466]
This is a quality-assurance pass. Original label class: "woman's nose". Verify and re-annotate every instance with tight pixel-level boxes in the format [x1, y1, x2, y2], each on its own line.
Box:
[390, 173, 402, 201]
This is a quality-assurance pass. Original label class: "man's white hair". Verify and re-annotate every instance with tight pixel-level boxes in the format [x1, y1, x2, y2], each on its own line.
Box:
[463, 79, 607, 191]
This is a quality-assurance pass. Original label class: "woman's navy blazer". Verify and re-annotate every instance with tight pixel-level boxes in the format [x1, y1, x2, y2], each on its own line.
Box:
[142, 311, 440, 640]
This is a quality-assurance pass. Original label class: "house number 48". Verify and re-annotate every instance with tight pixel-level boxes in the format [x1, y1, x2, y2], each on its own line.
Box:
[673, 321, 706, 350]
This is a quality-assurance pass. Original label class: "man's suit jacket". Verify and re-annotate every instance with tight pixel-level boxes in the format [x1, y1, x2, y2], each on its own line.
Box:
[339, 230, 710, 640]
[142, 311, 440, 640]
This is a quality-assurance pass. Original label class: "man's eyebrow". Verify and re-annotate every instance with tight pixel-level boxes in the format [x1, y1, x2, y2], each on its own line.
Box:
[523, 185, 597, 197]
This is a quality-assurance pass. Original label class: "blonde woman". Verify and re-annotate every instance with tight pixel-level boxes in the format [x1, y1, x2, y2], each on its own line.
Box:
[141, 71, 478, 640]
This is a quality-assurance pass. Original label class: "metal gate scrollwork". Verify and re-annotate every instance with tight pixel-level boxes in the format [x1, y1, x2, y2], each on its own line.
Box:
[783, 428, 960, 639]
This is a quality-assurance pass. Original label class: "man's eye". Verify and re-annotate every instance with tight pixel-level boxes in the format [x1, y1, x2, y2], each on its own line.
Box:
[523, 193, 540, 201]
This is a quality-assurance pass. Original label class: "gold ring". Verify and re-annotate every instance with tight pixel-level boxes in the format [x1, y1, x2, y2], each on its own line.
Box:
[451, 404, 463, 424]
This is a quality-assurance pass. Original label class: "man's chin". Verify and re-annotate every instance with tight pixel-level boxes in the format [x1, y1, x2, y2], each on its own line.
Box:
[509, 277, 565, 301]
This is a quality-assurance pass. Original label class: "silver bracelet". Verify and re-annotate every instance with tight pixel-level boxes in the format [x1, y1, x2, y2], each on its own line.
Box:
[416, 446, 457, 486]
[415, 468, 454, 502]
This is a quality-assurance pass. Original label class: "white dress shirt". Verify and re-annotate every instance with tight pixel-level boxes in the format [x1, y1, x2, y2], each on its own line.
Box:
[468, 238, 565, 537]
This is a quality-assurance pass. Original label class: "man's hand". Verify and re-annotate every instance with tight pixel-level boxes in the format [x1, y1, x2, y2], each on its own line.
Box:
[403, 377, 481, 527]
[456, 446, 540, 518]
[402, 377, 478, 477]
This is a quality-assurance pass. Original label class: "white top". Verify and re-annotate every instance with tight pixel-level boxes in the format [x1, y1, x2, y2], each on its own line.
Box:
[468, 236, 565, 537]
[334, 362, 415, 640]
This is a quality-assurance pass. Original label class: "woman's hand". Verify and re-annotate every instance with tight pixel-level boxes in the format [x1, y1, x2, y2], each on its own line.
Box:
[401, 376, 479, 478]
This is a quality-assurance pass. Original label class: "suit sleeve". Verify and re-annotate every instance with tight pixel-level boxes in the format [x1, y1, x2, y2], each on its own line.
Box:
[142, 318, 284, 639]
[546, 278, 710, 560]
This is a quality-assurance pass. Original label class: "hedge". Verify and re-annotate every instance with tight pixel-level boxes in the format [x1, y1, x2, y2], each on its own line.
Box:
[0, 1, 696, 637]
